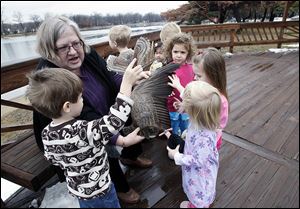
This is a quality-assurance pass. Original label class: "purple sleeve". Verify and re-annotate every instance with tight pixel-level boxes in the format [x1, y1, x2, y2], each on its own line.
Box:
[110, 72, 122, 90]
[110, 133, 120, 145]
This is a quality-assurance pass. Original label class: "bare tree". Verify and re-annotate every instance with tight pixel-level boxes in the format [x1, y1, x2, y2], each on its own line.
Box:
[30, 14, 42, 29]
[92, 12, 107, 26]
[13, 11, 25, 32]
[44, 12, 54, 21]
[1, 6, 6, 35]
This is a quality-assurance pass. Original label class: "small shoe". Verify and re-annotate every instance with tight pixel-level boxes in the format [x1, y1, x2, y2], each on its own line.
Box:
[180, 201, 189, 208]
[117, 188, 140, 204]
[120, 157, 153, 168]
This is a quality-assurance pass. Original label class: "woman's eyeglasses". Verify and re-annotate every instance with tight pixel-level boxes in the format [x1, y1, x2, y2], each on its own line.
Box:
[56, 40, 83, 54]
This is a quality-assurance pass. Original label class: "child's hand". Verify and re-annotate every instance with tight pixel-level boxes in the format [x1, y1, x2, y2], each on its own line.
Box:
[168, 91, 175, 97]
[159, 128, 172, 138]
[121, 127, 145, 147]
[168, 74, 184, 94]
[173, 97, 182, 110]
[166, 145, 180, 160]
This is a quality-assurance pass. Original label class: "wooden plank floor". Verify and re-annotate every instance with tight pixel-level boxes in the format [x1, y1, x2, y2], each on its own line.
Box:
[4, 51, 299, 208]
[120, 50, 299, 208]
[1, 131, 56, 191]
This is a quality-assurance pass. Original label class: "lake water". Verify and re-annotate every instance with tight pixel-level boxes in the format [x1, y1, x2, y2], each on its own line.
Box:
[1, 25, 163, 67]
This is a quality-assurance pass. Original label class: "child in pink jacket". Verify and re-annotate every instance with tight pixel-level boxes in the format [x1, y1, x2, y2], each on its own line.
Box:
[169, 47, 229, 150]
[164, 32, 196, 137]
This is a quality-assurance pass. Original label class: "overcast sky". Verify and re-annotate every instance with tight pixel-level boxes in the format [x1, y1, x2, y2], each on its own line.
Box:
[1, 1, 187, 23]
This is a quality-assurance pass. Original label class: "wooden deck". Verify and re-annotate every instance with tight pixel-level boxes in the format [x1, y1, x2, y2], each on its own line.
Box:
[3, 50, 299, 208]
[1, 131, 55, 191]
[121, 50, 299, 208]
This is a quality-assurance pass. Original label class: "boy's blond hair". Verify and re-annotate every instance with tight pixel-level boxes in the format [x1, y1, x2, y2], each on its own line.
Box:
[182, 81, 221, 131]
[160, 22, 181, 44]
[26, 68, 82, 119]
[108, 25, 132, 48]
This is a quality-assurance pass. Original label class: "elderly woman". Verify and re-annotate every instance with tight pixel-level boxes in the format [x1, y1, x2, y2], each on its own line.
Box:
[33, 16, 152, 204]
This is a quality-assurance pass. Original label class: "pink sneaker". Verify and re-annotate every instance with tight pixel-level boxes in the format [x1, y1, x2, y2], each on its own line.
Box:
[180, 201, 198, 208]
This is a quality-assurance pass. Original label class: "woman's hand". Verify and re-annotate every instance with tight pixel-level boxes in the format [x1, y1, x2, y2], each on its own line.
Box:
[120, 58, 144, 96]
[168, 74, 184, 94]
[123, 58, 143, 86]
[134, 70, 151, 85]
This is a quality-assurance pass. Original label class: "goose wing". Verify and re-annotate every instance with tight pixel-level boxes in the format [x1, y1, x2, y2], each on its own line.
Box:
[131, 63, 180, 131]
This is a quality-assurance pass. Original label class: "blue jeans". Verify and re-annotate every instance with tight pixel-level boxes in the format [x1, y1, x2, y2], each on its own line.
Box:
[169, 112, 189, 136]
[78, 183, 120, 208]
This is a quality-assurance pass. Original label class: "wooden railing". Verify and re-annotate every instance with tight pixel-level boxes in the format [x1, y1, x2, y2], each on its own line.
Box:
[181, 21, 299, 52]
[1, 21, 299, 135]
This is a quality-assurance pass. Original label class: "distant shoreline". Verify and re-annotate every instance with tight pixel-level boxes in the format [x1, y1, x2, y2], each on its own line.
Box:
[1, 21, 166, 38]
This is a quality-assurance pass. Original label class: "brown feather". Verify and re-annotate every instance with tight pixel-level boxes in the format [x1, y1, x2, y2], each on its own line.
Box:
[133, 37, 155, 71]
[130, 63, 180, 138]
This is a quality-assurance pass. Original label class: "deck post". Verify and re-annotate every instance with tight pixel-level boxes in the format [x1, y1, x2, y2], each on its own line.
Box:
[229, 29, 235, 53]
[277, 1, 292, 48]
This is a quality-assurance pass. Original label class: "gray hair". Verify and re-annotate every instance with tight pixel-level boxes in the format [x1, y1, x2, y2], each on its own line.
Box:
[36, 16, 90, 61]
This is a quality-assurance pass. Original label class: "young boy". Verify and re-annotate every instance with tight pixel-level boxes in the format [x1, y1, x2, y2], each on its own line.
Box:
[107, 25, 134, 74]
[26, 59, 144, 208]
[164, 33, 196, 137]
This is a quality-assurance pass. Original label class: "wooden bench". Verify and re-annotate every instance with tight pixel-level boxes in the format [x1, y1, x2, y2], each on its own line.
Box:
[1, 130, 56, 192]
